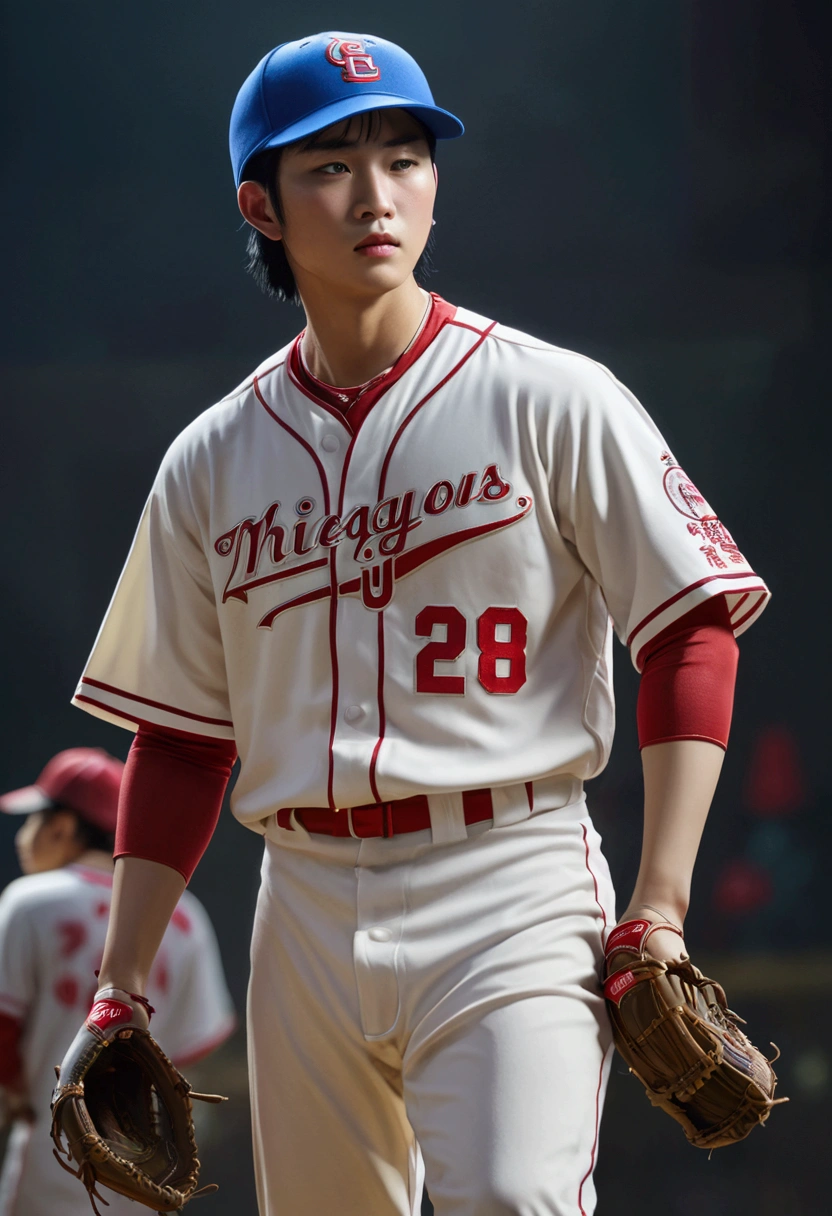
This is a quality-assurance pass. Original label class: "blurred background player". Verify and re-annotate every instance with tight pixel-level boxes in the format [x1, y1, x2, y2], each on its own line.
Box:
[0, 747, 235, 1216]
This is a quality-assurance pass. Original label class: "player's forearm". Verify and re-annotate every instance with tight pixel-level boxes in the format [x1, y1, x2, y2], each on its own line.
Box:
[97, 857, 185, 992]
[626, 739, 725, 926]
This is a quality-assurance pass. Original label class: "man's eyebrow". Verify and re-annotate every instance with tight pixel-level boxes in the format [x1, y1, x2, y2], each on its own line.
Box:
[298, 132, 426, 153]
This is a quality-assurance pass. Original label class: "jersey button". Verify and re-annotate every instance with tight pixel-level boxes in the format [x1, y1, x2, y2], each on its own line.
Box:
[344, 704, 364, 723]
[368, 927, 392, 943]
[321, 434, 340, 452]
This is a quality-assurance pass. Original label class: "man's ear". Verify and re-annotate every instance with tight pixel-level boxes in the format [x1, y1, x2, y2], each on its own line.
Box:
[237, 182, 283, 242]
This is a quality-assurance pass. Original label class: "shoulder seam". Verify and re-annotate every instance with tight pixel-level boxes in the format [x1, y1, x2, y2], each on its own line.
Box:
[486, 328, 625, 390]
[217, 357, 287, 404]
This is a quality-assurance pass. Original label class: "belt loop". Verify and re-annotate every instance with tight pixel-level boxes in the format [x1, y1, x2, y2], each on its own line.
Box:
[346, 808, 360, 840]
[426, 792, 469, 844]
[490, 783, 535, 828]
[288, 809, 312, 840]
[383, 802, 394, 838]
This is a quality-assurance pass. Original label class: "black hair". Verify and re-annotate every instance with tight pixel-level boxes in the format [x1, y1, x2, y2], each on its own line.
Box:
[242, 110, 437, 305]
[41, 805, 115, 855]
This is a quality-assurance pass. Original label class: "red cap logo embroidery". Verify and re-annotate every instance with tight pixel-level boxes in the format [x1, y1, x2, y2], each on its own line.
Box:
[325, 38, 381, 83]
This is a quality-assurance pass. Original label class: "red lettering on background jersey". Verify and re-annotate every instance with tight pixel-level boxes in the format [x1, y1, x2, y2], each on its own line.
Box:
[153, 958, 170, 995]
[325, 38, 381, 82]
[57, 920, 87, 957]
[54, 976, 79, 1007]
[171, 907, 192, 933]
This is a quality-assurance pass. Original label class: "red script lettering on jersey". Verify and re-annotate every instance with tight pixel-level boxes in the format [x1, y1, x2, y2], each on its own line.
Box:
[214, 464, 533, 622]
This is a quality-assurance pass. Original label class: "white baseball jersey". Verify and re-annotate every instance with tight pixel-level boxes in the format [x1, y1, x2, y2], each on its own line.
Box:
[73, 299, 769, 828]
[0, 863, 235, 1216]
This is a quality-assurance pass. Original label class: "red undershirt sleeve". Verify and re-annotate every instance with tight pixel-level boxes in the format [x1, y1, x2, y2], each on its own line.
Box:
[0, 1011, 24, 1090]
[115, 725, 238, 884]
[636, 595, 739, 751]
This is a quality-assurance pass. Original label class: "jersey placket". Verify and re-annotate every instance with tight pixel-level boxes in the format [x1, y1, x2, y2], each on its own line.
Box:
[327, 423, 389, 811]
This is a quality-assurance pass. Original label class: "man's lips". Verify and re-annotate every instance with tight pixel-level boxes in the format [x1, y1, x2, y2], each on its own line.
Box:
[355, 233, 399, 257]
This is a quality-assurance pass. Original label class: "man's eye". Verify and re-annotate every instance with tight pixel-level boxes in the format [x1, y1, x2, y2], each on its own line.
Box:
[392, 158, 416, 170]
[319, 162, 349, 175]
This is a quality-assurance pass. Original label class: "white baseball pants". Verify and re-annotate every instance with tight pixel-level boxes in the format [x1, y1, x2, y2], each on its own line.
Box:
[247, 796, 615, 1216]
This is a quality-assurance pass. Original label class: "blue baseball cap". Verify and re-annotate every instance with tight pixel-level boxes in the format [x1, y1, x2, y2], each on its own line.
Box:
[230, 32, 464, 186]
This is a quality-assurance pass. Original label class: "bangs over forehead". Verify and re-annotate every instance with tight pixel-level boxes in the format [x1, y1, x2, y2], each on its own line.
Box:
[291, 109, 433, 154]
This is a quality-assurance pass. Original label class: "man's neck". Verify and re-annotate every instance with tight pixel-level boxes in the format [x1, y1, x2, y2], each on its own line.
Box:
[300, 278, 429, 388]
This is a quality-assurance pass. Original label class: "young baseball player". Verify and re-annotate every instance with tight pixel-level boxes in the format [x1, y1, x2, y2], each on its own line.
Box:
[0, 747, 236, 1216]
[65, 32, 768, 1216]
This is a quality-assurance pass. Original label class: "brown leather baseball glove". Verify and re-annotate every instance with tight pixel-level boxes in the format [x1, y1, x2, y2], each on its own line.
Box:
[51, 989, 226, 1214]
[603, 918, 786, 1149]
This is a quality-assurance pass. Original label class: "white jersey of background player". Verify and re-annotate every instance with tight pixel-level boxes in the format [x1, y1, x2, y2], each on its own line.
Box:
[0, 748, 235, 1216]
[67, 33, 768, 1216]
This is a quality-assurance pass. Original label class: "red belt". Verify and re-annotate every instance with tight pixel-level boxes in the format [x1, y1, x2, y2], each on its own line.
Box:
[276, 789, 494, 839]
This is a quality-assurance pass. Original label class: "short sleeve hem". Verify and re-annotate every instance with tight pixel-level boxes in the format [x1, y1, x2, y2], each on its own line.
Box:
[629, 573, 770, 671]
[74, 677, 235, 740]
[168, 1013, 237, 1069]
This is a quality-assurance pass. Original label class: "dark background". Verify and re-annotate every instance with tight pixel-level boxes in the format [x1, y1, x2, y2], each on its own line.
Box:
[1, 1, 829, 1212]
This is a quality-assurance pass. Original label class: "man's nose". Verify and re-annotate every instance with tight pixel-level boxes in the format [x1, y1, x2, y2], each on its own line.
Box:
[352, 167, 395, 221]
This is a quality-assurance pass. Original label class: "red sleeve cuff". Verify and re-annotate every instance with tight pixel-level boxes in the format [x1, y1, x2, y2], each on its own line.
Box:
[115, 725, 237, 883]
[636, 596, 739, 751]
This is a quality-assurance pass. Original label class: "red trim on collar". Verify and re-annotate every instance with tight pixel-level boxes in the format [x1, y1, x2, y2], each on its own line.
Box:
[288, 294, 457, 434]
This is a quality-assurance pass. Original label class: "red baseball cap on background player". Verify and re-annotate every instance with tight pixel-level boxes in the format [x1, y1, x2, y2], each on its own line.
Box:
[0, 748, 123, 833]
[229, 30, 464, 187]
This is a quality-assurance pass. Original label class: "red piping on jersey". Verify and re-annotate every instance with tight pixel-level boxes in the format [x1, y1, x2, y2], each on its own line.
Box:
[377, 321, 496, 499]
[254, 368, 338, 805]
[347, 297, 458, 432]
[731, 591, 768, 632]
[626, 574, 768, 652]
[76, 687, 233, 729]
[253, 373, 332, 517]
[367, 319, 497, 802]
[368, 612, 386, 803]
[326, 549, 341, 811]
[577, 1052, 607, 1216]
[446, 318, 490, 335]
[578, 823, 608, 1216]
[581, 823, 608, 930]
[286, 342, 354, 431]
[285, 295, 458, 437]
[730, 591, 750, 617]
